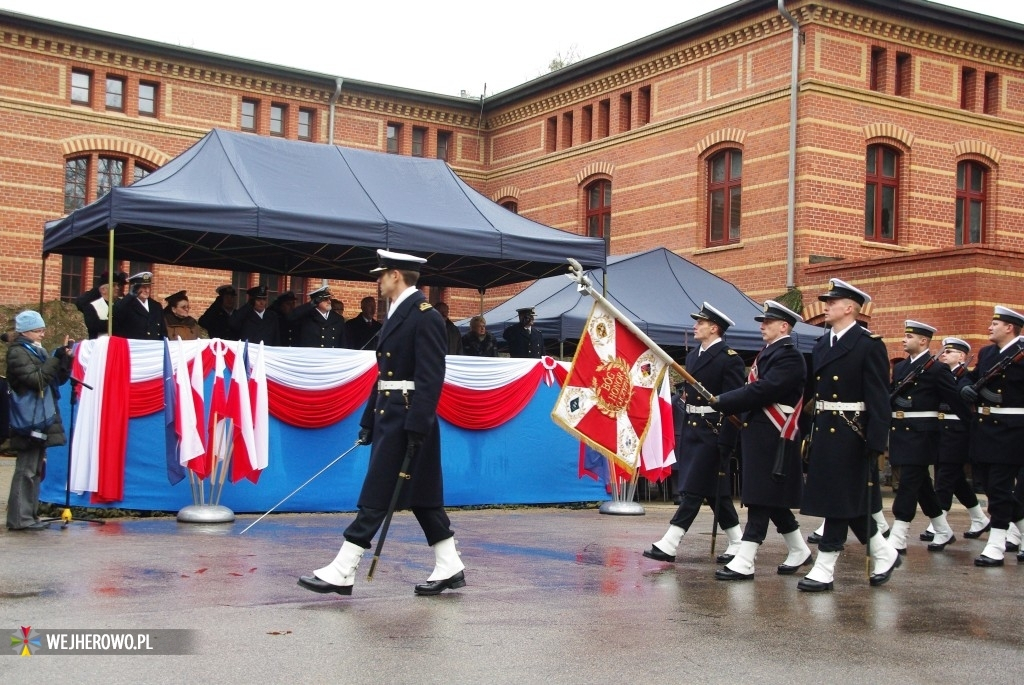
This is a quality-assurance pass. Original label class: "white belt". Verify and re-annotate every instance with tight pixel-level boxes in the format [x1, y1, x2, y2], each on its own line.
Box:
[978, 406, 1024, 415]
[891, 411, 939, 419]
[686, 404, 718, 415]
[378, 380, 415, 391]
[815, 401, 866, 411]
[938, 413, 960, 421]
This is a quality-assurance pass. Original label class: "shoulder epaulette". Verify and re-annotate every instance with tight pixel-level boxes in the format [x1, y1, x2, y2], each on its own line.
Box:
[871, 334, 883, 339]
[726, 349, 737, 356]
[419, 302, 433, 311]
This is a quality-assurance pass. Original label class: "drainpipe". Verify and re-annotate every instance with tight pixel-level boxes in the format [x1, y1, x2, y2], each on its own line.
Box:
[327, 77, 343, 144]
[779, 0, 799, 290]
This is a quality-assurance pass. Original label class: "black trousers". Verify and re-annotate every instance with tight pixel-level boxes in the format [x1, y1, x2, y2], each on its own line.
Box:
[819, 516, 878, 552]
[974, 463, 1024, 529]
[933, 462, 979, 511]
[892, 464, 942, 522]
[669, 491, 739, 531]
[741, 505, 799, 543]
[343, 505, 454, 549]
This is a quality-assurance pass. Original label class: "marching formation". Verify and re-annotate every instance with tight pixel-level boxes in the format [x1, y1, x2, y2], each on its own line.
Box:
[644, 278, 1024, 591]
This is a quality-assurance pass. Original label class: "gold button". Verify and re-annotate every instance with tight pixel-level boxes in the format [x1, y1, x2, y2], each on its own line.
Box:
[830, 428, 836, 433]
[816, 375, 821, 381]
[387, 371, 393, 377]
[385, 391, 390, 396]
[832, 394, 838, 399]
[386, 352, 391, 357]
[833, 376, 839, 381]
[377, 352, 382, 357]
[379, 410, 385, 415]
[743, 422, 748, 428]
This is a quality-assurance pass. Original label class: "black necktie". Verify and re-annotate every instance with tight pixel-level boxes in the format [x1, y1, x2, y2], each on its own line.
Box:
[830, 334, 837, 347]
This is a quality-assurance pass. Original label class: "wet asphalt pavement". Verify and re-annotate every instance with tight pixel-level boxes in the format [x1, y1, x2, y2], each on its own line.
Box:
[1, 457, 1022, 684]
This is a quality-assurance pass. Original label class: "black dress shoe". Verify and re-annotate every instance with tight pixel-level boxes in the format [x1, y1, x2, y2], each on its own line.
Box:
[882, 528, 890, 539]
[963, 523, 991, 539]
[414, 570, 466, 596]
[927, 534, 956, 552]
[797, 577, 833, 592]
[894, 547, 907, 555]
[1017, 550, 1024, 562]
[642, 546, 676, 562]
[1005, 541, 1020, 553]
[869, 554, 902, 587]
[919, 530, 935, 542]
[297, 575, 353, 595]
[777, 554, 813, 575]
[715, 567, 753, 581]
[716, 553, 735, 564]
[974, 554, 1004, 567]
[806, 532, 822, 544]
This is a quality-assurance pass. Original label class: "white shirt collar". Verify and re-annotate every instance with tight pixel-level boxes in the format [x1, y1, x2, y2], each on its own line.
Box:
[387, 286, 418, 318]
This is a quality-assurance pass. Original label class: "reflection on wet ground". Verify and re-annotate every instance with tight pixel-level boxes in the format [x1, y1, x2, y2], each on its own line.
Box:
[2, 504, 1022, 682]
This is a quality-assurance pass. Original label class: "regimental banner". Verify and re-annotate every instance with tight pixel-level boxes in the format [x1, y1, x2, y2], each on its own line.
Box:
[551, 301, 667, 474]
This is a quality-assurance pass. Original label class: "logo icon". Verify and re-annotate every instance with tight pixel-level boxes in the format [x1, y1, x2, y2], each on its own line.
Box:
[11, 626, 41, 656]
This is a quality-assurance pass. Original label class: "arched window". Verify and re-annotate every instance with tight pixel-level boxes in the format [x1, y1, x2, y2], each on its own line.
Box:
[500, 200, 518, 214]
[585, 179, 611, 254]
[707, 149, 741, 246]
[865, 144, 900, 242]
[956, 161, 987, 245]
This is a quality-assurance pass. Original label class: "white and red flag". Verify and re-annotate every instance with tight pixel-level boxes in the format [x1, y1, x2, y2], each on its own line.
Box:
[228, 342, 259, 483]
[175, 338, 206, 470]
[551, 301, 667, 474]
[205, 340, 230, 478]
[248, 342, 270, 476]
[639, 375, 676, 482]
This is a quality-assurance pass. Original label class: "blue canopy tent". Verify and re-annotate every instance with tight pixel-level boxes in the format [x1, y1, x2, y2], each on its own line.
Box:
[43, 129, 606, 289]
[466, 248, 821, 355]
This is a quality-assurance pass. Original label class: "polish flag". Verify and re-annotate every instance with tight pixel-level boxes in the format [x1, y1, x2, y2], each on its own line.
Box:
[175, 339, 206, 469]
[248, 342, 270, 475]
[639, 375, 676, 482]
[228, 342, 259, 483]
[205, 340, 230, 477]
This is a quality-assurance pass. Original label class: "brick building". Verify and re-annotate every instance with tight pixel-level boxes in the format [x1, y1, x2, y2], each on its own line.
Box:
[2, 0, 1023, 355]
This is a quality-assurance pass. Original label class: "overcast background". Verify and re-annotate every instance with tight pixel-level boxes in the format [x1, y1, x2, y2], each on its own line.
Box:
[1, 0, 1022, 97]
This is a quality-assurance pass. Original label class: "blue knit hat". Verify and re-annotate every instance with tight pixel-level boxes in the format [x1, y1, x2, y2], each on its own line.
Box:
[15, 310, 45, 332]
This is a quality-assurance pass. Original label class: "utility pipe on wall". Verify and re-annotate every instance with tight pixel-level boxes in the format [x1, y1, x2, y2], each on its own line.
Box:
[779, 0, 799, 289]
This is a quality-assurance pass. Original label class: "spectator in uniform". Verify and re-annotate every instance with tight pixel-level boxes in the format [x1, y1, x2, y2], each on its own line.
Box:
[503, 307, 544, 358]
[112, 272, 165, 340]
[231, 285, 280, 345]
[162, 290, 200, 341]
[462, 315, 498, 357]
[345, 296, 383, 351]
[198, 284, 238, 340]
[291, 285, 346, 348]
[270, 291, 298, 346]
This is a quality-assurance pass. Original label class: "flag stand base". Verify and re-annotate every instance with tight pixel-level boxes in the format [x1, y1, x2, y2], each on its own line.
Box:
[177, 504, 235, 524]
[598, 501, 645, 516]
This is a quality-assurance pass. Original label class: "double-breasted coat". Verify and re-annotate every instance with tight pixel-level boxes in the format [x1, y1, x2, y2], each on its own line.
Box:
[230, 306, 280, 346]
[358, 291, 447, 510]
[290, 303, 347, 348]
[675, 341, 744, 497]
[112, 295, 166, 340]
[713, 337, 805, 509]
[800, 325, 891, 519]
[888, 353, 958, 466]
[503, 323, 544, 358]
[962, 342, 1024, 466]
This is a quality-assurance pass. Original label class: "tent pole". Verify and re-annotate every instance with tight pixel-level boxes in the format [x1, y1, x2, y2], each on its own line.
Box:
[107, 228, 115, 336]
[478, 288, 485, 315]
[38, 252, 47, 308]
